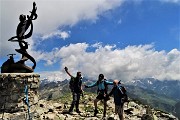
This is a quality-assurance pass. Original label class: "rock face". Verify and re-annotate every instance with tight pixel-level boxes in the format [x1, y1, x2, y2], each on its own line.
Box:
[0, 94, 178, 120]
[0, 73, 40, 113]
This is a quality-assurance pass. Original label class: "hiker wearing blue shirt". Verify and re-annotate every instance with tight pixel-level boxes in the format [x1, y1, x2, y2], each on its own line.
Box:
[107, 80, 126, 120]
[85, 74, 113, 117]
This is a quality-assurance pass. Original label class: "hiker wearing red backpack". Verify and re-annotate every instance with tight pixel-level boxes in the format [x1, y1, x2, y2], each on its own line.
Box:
[64, 67, 83, 113]
[84, 74, 113, 117]
[107, 79, 128, 120]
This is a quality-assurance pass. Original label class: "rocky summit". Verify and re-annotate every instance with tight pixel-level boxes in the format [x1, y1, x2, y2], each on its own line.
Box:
[0, 93, 178, 120]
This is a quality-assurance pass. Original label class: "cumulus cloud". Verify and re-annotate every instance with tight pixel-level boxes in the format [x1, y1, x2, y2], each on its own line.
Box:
[0, 0, 123, 57]
[40, 71, 67, 82]
[38, 43, 180, 81]
[41, 30, 71, 40]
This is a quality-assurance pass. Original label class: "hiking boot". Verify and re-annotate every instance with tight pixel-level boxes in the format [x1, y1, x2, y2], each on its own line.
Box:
[94, 109, 98, 116]
[76, 110, 81, 113]
[68, 109, 73, 114]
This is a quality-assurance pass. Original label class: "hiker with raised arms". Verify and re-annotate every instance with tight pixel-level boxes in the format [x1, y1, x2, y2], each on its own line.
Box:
[64, 67, 83, 113]
[84, 74, 113, 117]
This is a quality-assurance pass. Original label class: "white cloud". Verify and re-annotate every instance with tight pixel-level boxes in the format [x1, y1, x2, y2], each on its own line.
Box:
[160, 0, 180, 4]
[41, 30, 71, 40]
[40, 70, 67, 81]
[38, 43, 180, 81]
[60, 31, 71, 40]
[0, 0, 123, 58]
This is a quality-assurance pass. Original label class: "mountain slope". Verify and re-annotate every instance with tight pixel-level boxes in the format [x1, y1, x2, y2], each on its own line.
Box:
[126, 85, 177, 113]
[1, 92, 178, 120]
[128, 78, 180, 100]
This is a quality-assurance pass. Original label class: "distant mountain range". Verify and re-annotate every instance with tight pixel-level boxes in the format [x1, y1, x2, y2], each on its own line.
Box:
[127, 78, 180, 100]
[40, 77, 180, 100]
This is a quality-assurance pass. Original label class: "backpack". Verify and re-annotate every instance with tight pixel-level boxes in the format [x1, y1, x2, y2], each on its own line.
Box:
[118, 85, 128, 103]
[69, 77, 75, 92]
[69, 77, 81, 92]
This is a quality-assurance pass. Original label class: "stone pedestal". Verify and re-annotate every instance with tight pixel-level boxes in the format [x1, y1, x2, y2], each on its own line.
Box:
[0, 73, 40, 113]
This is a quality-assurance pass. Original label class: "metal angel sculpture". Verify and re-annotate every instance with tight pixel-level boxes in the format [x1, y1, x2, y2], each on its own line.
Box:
[1, 2, 38, 73]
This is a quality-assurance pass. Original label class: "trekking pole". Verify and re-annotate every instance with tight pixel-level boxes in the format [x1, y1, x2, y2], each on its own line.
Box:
[24, 77, 31, 120]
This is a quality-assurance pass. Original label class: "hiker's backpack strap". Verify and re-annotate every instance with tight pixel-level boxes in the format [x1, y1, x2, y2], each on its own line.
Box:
[118, 86, 124, 95]
[69, 77, 75, 92]
[97, 80, 100, 94]
[118, 85, 128, 103]
[104, 79, 108, 94]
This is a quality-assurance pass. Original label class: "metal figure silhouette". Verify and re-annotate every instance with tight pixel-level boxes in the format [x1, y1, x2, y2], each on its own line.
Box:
[1, 2, 38, 73]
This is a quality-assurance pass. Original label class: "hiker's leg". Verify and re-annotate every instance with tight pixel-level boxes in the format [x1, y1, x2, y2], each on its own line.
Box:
[94, 98, 99, 110]
[121, 104, 124, 120]
[75, 93, 81, 112]
[95, 93, 104, 110]
[115, 105, 118, 115]
[69, 93, 76, 112]
[114, 105, 121, 120]
[118, 105, 124, 120]
[94, 98, 100, 116]
[103, 100, 107, 117]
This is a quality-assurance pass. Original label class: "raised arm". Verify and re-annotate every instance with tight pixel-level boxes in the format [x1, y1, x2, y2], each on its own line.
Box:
[64, 67, 72, 77]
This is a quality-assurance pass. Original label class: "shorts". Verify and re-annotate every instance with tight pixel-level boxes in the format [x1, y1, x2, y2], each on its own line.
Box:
[96, 93, 105, 100]
[96, 93, 110, 101]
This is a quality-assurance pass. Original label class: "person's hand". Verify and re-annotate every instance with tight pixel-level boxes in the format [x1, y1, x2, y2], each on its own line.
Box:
[105, 94, 110, 101]
[64, 67, 68, 71]
[118, 80, 121, 84]
[81, 89, 84, 93]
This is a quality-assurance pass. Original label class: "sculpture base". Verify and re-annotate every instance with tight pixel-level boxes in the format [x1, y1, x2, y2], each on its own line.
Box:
[1, 63, 34, 73]
[11, 63, 34, 73]
[0, 73, 40, 113]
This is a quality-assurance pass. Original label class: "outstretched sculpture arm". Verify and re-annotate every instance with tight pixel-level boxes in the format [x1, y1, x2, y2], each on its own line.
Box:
[30, 2, 38, 20]
[8, 36, 18, 41]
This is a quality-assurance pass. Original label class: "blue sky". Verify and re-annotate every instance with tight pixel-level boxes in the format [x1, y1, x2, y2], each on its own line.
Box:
[1, 0, 180, 81]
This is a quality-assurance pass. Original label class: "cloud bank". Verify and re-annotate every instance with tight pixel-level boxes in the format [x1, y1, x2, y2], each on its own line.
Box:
[1, 0, 179, 57]
[38, 43, 180, 81]
[1, 0, 179, 82]
[1, 0, 123, 57]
